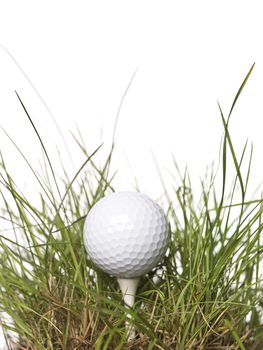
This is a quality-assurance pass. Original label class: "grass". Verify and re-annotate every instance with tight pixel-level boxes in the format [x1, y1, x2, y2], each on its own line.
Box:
[0, 64, 262, 349]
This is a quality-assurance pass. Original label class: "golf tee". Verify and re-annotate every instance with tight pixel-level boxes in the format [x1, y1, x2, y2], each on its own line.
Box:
[117, 277, 140, 341]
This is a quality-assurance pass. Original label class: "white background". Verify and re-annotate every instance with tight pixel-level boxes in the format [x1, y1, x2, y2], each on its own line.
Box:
[0, 1, 263, 347]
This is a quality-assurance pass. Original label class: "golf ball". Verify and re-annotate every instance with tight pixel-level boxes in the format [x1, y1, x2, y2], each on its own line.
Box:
[83, 191, 170, 278]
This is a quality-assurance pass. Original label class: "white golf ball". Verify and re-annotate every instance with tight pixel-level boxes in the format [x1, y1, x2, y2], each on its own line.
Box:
[83, 191, 170, 278]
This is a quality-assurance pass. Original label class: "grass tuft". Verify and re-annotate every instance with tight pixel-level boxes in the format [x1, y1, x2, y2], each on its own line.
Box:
[0, 64, 262, 349]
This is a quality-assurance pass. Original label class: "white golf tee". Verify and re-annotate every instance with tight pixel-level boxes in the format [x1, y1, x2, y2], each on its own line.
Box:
[117, 277, 140, 341]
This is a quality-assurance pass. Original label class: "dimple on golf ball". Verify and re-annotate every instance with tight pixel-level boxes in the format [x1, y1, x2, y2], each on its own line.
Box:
[83, 191, 170, 278]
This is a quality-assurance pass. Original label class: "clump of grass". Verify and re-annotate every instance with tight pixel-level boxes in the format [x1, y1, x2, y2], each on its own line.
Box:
[0, 64, 262, 349]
